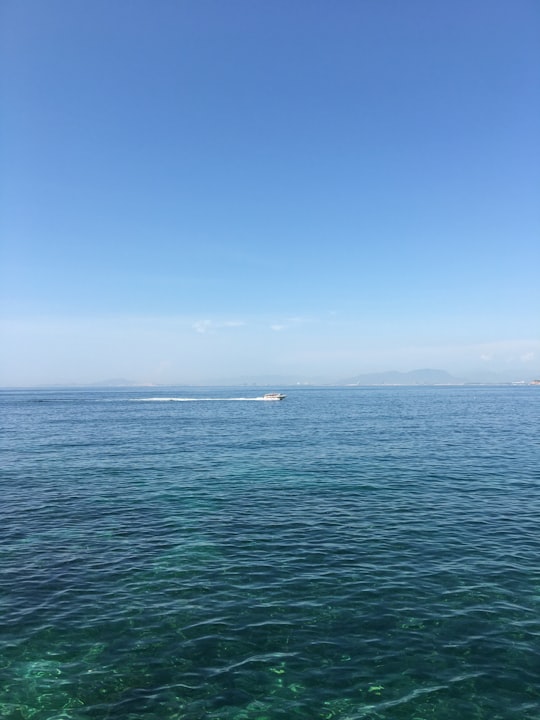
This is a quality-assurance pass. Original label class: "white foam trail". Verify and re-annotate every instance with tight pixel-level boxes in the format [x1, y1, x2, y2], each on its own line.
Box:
[133, 397, 269, 402]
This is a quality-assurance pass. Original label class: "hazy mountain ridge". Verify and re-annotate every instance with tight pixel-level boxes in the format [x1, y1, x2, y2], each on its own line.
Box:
[6, 368, 538, 389]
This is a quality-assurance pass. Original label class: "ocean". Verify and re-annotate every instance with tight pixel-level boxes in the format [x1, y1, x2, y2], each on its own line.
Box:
[1, 386, 539, 720]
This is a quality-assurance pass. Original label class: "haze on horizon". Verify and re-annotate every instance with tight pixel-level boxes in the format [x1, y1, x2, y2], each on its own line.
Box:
[1, 1, 539, 387]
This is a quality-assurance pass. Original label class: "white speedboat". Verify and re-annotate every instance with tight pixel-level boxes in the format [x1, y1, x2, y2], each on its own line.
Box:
[262, 393, 286, 401]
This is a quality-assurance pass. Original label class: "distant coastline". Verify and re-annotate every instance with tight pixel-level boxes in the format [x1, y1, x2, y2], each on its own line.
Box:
[1, 375, 539, 391]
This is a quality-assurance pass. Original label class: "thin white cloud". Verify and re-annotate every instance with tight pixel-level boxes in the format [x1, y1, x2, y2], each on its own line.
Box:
[2, 311, 538, 387]
[267, 315, 316, 332]
[192, 319, 246, 333]
[193, 320, 211, 334]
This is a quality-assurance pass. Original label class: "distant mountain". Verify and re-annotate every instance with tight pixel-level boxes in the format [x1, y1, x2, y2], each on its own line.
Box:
[339, 368, 465, 386]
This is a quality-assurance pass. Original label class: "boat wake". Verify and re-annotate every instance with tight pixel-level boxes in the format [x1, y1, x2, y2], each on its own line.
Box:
[133, 397, 273, 402]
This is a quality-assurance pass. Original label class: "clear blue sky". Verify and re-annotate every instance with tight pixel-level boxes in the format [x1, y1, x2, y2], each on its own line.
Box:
[1, 0, 539, 385]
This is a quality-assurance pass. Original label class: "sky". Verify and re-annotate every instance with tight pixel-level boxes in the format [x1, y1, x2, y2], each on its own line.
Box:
[1, 0, 539, 385]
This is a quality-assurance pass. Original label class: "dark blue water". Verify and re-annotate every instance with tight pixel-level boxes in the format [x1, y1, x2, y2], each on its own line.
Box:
[1, 386, 539, 720]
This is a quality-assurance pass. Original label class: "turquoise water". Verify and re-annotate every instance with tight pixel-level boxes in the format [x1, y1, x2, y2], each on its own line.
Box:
[1, 386, 539, 720]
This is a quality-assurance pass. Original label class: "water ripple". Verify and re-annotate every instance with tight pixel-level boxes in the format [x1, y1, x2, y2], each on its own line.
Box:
[1, 386, 540, 718]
